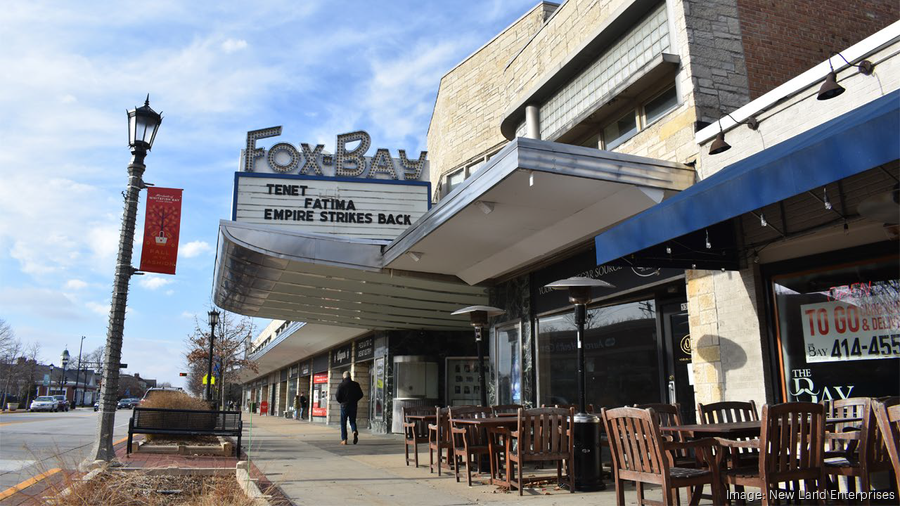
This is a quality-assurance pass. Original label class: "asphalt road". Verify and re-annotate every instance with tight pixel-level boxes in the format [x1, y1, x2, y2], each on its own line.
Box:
[0, 408, 129, 491]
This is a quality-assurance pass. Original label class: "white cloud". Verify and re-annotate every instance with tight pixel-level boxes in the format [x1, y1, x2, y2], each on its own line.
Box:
[138, 276, 174, 290]
[181, 311, 194, 319]
[65, 279, 88, 290]
[0, 287, 83, 320]
[85, 301, 109, 316]
[165, 289, 175, 296]
[179, 240, 212, 258]
[221, 38, 247, 53]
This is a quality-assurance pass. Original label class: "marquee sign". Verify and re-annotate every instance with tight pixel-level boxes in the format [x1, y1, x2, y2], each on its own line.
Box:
[242, 127, 429, 182]
[235, 128, 431, 241]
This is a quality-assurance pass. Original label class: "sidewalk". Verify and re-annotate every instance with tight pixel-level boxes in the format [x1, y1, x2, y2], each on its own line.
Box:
[242, 414, 709, 506]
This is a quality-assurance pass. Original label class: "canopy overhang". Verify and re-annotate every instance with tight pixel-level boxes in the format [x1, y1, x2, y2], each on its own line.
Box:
[214, 221, 488, 330]
[383, 137, 695, 284]
[594, 92, 900, 267]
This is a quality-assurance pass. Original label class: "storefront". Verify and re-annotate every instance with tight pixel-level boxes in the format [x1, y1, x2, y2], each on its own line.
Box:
[311, 354, 329, 423]
[352, 336, 374, 429]
[529, 247, 693, 420]
[766, 244, 899, 403]
[297, 360, 311, 420]
[328, 343, 353, 425]
[368, 337, 388, 432]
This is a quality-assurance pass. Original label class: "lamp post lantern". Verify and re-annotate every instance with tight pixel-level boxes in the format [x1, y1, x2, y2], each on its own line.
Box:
[206, 309, 220, 402]
[49, 364, 55, 396]
[545, 276, 614, 492]
[83, 96, 161, 468]
[451, 305, 506, 407]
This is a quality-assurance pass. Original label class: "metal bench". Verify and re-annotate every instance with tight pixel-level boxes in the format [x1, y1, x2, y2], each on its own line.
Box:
[127, 407, 242, 456]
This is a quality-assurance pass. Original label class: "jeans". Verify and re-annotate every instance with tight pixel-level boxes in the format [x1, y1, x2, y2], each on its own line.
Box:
[340, 403, 358, 441]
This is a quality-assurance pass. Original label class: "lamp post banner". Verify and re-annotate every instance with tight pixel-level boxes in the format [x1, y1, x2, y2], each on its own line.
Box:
[139, 187, 183, 274]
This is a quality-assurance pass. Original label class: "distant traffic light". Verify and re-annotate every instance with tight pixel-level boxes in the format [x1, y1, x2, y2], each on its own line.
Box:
[179, 372, 188, 377]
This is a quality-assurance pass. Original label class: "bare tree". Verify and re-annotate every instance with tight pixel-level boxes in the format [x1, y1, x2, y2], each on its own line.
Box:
[1, 330, 23, 408]
[184, 309, 257, 408]
[17, 342, 41, 406]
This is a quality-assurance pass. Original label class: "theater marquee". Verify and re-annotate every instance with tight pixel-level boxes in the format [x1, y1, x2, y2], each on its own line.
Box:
[233, 128, 431, 241]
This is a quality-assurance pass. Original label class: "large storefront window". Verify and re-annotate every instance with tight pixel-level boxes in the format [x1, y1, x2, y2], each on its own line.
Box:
[537, 300, 662, 409]
[773, 256, 899, 402]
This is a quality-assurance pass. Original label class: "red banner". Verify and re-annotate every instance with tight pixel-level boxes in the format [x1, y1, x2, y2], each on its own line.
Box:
[139, 187, 183, 275]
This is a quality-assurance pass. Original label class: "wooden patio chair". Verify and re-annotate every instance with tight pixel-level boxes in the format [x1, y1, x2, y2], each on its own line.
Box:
[717, 402, 826, 506]
[491, 404, 523, 415]
[403, 405, 435, 468]
[635, 403, 696, 468]
[603, 406, 721, 506]
[428, 407, 454, 475]
[872, 397, 900, 490]
[698, 400, 760, 469]
[698, 400, 759, 423]
[504, 407, 575, 495]
[824, 397, 894, 502]
[448, 406, 492, 486]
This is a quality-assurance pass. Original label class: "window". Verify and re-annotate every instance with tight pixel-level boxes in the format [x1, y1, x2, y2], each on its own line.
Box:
[445, 168, 465, 194]
[602, 111, 638, 150]
[537, 300, 662, 409]
[644, 86, 678, 126]
[491, 322, 522, 405]
[771, 257, 899, 403]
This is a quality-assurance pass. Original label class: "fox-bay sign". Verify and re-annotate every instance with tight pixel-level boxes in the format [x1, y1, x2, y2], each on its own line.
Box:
[234, 127, 431, 241]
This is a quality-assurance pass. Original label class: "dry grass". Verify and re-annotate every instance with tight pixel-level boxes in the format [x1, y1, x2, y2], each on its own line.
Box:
[44, 471, 257, 506]
[139, 392, 212, 442]
[140, 391, 211, 411]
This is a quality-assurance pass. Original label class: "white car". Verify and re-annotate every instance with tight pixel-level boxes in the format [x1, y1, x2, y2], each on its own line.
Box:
[29, 396, 58, 412]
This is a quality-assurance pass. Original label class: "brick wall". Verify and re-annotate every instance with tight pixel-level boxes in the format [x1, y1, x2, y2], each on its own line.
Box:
[736, 0, 898, 99]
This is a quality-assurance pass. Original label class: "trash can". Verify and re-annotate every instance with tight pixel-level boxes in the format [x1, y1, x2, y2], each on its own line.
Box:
[573, 413, 605, 491]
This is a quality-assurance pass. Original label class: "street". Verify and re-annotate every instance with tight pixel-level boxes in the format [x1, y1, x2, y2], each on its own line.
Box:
[0, 409, 129, 491]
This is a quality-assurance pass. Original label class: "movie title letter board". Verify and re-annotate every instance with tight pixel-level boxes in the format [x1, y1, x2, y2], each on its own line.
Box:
[233, 128, 431, 241]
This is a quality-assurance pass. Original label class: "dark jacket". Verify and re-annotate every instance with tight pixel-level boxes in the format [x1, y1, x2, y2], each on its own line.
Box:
[298, 394, 308, 408]
[335, 378, 364, 406]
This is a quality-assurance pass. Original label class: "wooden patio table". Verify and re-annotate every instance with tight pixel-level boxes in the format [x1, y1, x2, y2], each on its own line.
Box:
[451, 416, 520, 485]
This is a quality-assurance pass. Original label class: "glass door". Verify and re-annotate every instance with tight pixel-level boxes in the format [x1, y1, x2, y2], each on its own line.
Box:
[493, 322, 522, 405]
[661, 301, 695, 423]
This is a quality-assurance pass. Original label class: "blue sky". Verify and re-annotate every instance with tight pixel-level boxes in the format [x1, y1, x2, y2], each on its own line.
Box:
[0, 0, 537, 387]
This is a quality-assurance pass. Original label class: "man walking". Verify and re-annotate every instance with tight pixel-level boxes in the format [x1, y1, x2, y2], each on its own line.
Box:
[335, 371, 364, 445]
[298, 392, 308, 420]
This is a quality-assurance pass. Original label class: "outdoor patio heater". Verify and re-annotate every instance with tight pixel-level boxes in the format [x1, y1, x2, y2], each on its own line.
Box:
[451, 305, 506, 407]
[545, 276, 613, 492]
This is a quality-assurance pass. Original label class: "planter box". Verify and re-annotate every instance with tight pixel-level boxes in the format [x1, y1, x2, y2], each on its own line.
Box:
[6, 403, 18, 411]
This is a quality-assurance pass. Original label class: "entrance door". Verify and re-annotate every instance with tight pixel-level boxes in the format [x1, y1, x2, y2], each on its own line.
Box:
[493, 322, 522, 406]
[661, 302, 695, 424]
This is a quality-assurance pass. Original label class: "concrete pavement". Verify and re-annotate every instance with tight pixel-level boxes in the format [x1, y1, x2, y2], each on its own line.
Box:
[243, 414, 715, 506]
[0, 409, 129, 492]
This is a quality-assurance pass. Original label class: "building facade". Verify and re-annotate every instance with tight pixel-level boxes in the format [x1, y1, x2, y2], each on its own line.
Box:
[225, 1, 898, 432]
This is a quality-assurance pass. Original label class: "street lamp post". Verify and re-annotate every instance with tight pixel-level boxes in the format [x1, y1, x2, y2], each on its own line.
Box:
[61, 348, 70, 404]
[49, 364, 55, 396]
[83, 96, 162, 467]
[206, 310, 220, 402]
[545, 276, 614, 492]
[73, 336, 85, 407]
[450, 306, 506, 407]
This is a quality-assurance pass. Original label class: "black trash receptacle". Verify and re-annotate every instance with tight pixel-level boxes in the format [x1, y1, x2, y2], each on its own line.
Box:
[573, 413, 605, 491]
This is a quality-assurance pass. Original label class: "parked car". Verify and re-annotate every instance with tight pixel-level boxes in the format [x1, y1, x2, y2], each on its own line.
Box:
[140, 387, 185, 405]
[117, 398, 140, 409]
[52, 395, 70, 412]
[29, 396, 59, 412]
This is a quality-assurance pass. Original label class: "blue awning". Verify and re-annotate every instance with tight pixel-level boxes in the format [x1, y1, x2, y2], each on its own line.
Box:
[595, 92, 900, 266]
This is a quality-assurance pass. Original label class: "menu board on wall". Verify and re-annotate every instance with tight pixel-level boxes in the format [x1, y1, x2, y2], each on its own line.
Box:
[446, 357, 482, 406]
